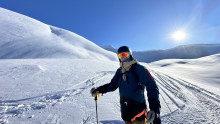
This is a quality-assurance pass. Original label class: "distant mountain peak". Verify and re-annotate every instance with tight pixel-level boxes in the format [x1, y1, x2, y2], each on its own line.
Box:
[102, 45, 117, 53]
[102, 45, 117, 49]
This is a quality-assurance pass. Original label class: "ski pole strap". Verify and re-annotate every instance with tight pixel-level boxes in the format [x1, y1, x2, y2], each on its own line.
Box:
[131, 109, 147, 122]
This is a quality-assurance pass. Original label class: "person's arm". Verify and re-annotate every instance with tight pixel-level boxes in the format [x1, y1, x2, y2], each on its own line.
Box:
[135, 64, 161, 113]
[92, 68, 121, 94]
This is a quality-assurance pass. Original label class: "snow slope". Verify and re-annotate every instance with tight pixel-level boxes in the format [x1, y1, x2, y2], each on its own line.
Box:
[149, 53, 220, 92]
[0, 54, 219, 123]
[149, 53, 220, 123]
[0, 7, 117, 61]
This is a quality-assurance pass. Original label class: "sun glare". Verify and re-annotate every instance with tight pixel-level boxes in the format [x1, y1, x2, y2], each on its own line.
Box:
[172, 30, 186, 41]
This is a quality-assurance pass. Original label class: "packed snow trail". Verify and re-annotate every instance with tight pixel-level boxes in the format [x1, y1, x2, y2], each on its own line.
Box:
[150, 70, 220, 124]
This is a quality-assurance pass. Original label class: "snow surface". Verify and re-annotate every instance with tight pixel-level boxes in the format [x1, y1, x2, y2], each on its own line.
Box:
[0, 7, 117, 61]
[149, 53, 220, 123]
[0, 55, 220, 124]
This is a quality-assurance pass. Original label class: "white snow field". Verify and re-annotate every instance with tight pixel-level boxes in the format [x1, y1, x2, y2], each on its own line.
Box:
[0, 54, 220, 124]
[0, 59, 121, 124]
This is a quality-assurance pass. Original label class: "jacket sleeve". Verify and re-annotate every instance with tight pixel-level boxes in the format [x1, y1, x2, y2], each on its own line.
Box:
[96, 68, 120, 94]
[135, 64, 161, 113]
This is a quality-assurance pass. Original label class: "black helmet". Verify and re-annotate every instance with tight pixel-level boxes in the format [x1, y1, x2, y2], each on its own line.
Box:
[117, 46, 134, 61]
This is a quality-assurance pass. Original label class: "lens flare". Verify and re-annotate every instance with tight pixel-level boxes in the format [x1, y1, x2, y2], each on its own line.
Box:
[172, 30, 186, 41]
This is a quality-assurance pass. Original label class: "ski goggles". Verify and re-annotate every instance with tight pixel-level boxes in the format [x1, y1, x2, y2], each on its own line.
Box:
[118, 52, 130, 59]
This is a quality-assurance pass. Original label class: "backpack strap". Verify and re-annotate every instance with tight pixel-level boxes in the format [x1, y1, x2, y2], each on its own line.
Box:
[129, 63, 144, 90]
[119, 67, 130, 85]
[119, 63, 144, 90]
[118, 67, 122, 86]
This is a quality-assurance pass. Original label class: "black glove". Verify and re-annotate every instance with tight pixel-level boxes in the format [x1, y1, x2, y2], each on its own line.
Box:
[146, 110, 156, 124]
[148, 98, 161, 124]
[148, 98, 161, 114]
[90, 85, 108, 97]
[90, 87, 99, 97]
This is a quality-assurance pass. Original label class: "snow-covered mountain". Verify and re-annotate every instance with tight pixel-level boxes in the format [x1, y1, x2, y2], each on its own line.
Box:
[101, 45, 117, 53]
[102, 44, 220, 63]
[0, 7, 117, 61]
[134, 44, 220, 63]
[0, 54, 219, 123]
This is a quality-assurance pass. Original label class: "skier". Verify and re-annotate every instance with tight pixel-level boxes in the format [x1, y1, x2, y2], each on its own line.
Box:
[90, 46, 161, 124]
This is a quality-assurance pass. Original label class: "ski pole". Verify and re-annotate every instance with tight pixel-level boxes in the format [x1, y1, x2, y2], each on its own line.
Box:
[94, 92, 100, 124]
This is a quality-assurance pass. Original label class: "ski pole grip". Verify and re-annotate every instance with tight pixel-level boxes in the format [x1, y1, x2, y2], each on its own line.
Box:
[94, 92, 99, 101]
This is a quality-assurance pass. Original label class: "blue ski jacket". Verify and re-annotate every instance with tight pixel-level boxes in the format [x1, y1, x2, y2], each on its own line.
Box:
[98, 63, 160, 104]
[96, 63, 160, 122]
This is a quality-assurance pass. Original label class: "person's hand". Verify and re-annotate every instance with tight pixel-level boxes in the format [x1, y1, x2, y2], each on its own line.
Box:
[147, 98, 161, 123]
[90, 87, 99, 97]
[146, 110, 156, 124]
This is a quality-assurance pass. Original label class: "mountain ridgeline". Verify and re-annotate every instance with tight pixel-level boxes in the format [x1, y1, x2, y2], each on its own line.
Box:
[102, 44, 220, 63]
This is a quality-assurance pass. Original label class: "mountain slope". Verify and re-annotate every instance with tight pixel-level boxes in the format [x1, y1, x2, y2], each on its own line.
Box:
[0, 7, 117, 61]
[149, 53, 220, 94]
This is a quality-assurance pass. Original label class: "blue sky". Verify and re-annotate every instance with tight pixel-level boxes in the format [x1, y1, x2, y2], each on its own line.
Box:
[0, 0, 220, 51]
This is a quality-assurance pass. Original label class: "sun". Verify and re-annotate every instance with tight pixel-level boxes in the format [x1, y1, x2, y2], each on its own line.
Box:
[171, 30, 186, 41]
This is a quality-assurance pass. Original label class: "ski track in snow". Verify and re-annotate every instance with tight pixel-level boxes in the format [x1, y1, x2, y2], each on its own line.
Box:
[0, 69, 220, 124]
[150, 70, 220, 124]
[0, 71, 115, 124]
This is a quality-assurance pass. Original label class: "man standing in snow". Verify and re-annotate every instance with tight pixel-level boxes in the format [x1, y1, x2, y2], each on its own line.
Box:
[91, 46, 161, 124]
